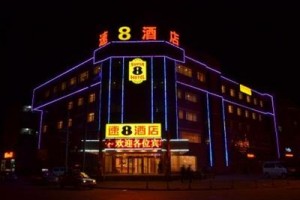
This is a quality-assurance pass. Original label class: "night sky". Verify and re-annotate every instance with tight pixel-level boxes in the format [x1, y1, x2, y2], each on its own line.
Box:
[1, 1, 300, 132]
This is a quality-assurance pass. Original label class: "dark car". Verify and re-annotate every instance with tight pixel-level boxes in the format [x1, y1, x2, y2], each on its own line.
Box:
[59, 171, 97, 189]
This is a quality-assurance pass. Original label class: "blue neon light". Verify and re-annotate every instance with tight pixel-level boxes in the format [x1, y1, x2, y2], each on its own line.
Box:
[108, 58, 112, 122]
[163, 57, 168, 131]
[206, 93, 213, 166]
[221, 100, 229, 166]
[270, 95, 280, 158]
[186, 56, 221, 74]
[175, 63, 179, 139]
[151, 57, 154, 122]
[37, 110, 43, 149]
[121, 58, 125, 123]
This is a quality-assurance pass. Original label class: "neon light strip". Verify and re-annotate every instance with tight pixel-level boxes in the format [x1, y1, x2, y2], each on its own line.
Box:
[164, 57, 168, 131]
[94, 55, 184, 65]
[175, 62, 179, 139]
[121, 57, 125, 123]
[206, 93, 213, 166]
[81, 140, 99, 142]
[103, 148, 162, 151]
[221, 75, 274, 97]
[161, 139, 189, 142]
[32, 82, 101, 110]
[37, 110, 43, 149]
[33, 58, 93, 90]
[151, 57, 154, 122]
[177, 81, 273, 115]
[107, 58, 112, 122]
[161, 149, 189, 152]
[98, 72, 103, 136]
[186, 56, 221, 74]
[270, 95, 280, 158]
[33, 87, 88, 110]
[221, 100, 229, 166]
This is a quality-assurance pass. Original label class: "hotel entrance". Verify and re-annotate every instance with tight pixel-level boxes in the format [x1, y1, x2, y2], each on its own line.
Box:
[104, 153, 162, 175]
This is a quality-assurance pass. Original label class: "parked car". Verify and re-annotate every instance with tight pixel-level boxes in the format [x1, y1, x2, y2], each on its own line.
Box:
[262, 161, 296, 178]
[59, 171, 96, 189]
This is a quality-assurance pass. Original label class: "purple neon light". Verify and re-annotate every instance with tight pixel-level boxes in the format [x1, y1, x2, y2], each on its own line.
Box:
[121, 58, 125, 123]
[107, 58, 112, 122]
[32, 58, 93, 107]
[221, 99, 229, 166]
[151, 57, 154, 122]
[186, 56, 221, 74]
[37, 110, 43, 149]
[206, 93, 213, 166]
[33, 81, 101, 110]
[270, 95, 280, 158]
[163, 57, 168, 131]
[177, 81, 274, 116]
[93, 40, 186, 65]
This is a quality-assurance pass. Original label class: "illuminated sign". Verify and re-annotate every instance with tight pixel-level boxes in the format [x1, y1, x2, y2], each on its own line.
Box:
[129, 58, 147, 84]
[240, 84, 252, 96]
[98, 26, 180, 47]
[104, 138, 162, 149]
[4, 151, 14, 159]
[105, 123, 161, 139]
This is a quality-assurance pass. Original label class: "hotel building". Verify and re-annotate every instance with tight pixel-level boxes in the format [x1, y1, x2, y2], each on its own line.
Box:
[32, 26, 279, 177]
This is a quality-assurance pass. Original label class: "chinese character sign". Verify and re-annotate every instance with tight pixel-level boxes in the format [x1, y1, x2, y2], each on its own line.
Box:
[105, 123, 161, 138]
[104, 139, 162, 149]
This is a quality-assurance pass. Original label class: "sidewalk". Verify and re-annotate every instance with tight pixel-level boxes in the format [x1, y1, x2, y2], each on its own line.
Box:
[95, 175, 300, 191]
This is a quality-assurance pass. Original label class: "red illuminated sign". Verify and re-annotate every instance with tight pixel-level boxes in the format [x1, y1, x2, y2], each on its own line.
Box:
[98, 26, 180, 47]
[104, 138, 162, 149]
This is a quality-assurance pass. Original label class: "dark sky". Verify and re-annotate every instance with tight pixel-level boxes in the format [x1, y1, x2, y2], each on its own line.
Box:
[1, 1, 300, 129]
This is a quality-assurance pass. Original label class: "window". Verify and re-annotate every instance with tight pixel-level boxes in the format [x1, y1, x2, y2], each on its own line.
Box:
[68, 118, 72, 127]
[186, 111, 197, 122]
[42, 125, 48, 133]
[177, 89, 182, 99]
[181, 131, 201, 143]
[230, 89, 235, 97]
[237, 107, 242, 116]
[79, 71, 89, 82]
[238, 92, 243, 100]
[78, 97, 84, 106]
[57, 121, 63, 129]
[178, 110, 184, 119]
[93, 65, 101, 75]
[176, 65, 192, 77]
[245, 110, 249, 118]
[44, 90, 50, 98]
[53, 86, 58, 94]
[87, 112, 95, 122]
[259, 100, 264, 107]
[61, 82, 67, 91]
[89, 93, 96, 103]
[228, 104, 234, 114]
[67, 101, 73, 110]
[221, 85, 226, 94]
[252, 112, 256, 120]
[253, 98, 258, 105]
[185, 92, 197, 102]
[70, 77, 77, 86]
[196, 71, 205, 82]
[246, 95, 251, 103]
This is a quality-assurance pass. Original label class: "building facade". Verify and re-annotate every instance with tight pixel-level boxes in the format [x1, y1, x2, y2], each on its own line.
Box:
[32, 26, 279, 177]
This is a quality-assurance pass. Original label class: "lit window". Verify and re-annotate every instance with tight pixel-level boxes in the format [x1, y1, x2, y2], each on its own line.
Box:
[78, 97, 84, 106]
[181, 131, 201, 143]
[87, 112, 95, 122]
[70, 77, 77, 86]
[57, 121, 63, 129]
[238, 92, 243, 100]
[176, 65, 192, 77]
[61, 82, 67, 91]
[252, 112, 256, 120]
[258, 114, 262, 121]
[79, 71, 89, 82]
[196, 71, 205, 82]
[178, 110, 184, 119]
[237, 107, 242, 116]
[259, 100, 264, 107]
[221, 85, 226, 94]
[246, 95, 251, 103]
[68, 118, 72, 127]
[253, 98, 258, 105]
[245, 110, 249, 118]
[67, 101, 73, 110]
[93, 66, 101, 75]
[186, 111, 197, 122]
[89, 93, 96, 103]
[185, 92, 197, 102]
[230, 89, 235, 97]
[42, 125, 48, 133]
[228, 105, 234, 114]
[177, 89, 182, 99]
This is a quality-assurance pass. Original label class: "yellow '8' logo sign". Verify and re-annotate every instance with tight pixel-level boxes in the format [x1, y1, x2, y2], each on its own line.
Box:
[118, 26, 131, 41]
